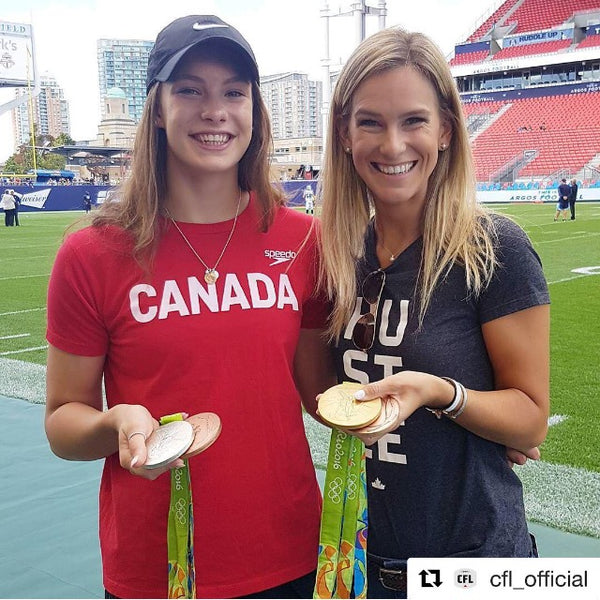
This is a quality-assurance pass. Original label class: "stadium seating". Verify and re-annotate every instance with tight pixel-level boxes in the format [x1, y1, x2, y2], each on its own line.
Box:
[467, 92, 600, 181]
[457, 1, 600, 186]
[463, 101, 506, 120]
[468, 0, 521, 42]
[508, 0, 600, 34]
[449, 50, 489, 66]
[577, 33, 600, 48]
[492, 39, 572, 60]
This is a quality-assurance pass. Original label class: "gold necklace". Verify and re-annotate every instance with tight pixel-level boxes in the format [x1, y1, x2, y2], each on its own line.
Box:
[377, 236, 407, 261]
[377, 240, 400, 261]
[165, 190, 242, 284]
[375, 218, 405, 261]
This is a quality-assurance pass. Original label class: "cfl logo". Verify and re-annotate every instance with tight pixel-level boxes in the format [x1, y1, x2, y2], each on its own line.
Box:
[455, 569, 477, 588]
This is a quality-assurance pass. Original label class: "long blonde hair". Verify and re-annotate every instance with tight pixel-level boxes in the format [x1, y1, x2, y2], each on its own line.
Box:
[320, 28, 496, 340]
[92, 57, 284, 264]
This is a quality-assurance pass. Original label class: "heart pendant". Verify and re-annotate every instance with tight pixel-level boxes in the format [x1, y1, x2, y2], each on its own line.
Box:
[204, 269, 219, 285]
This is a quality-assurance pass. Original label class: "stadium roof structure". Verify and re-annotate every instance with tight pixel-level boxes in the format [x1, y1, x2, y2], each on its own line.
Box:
[46, 144, 132, 168]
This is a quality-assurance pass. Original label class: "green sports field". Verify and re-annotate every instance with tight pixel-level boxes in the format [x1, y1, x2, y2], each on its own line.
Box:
[1, 203, 599, 537]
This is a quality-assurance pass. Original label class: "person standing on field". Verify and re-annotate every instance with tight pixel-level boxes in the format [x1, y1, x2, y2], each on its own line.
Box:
[569, 178, 578, 221]
[318, 27, 550, 598]
[1, 189, 16, 226]
[11, 190, 23, 226]
[44, 14, 334, 599]
[303, 184, 315, 214]
[555, 178, 570, 221]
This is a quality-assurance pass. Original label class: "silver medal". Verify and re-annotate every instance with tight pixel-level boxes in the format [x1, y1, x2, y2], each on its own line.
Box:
[143, 421, 194, 469]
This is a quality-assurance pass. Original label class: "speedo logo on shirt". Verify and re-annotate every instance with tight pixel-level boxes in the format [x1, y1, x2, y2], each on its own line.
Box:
[265, 249, 297, 266]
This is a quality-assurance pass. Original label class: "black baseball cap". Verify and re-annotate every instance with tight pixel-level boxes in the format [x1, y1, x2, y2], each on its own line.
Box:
[146, 15, 259, 92]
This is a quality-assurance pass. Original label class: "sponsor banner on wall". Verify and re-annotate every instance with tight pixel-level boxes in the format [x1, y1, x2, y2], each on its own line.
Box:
[0, 22, 34, 86]
[1, 184, 598, 211]
[477, 188, 600, 203]
[504, 28, 573, 47]
[19, 188, 50, 209]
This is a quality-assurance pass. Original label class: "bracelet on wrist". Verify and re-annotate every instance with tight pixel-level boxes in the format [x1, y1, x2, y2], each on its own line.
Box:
[449, 382, 468, 419]
[426, 377, 468, 420]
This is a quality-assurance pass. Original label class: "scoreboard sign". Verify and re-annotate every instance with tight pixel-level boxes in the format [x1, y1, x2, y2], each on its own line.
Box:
[0, 21, 34, 87]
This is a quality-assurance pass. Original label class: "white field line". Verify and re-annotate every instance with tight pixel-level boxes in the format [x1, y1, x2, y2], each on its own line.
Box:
[548, 414, 568, 426]
[536, 232, 600, 244]
[0, 345, 47, 356]
[0, 243, 58, 250]
[0, 357, 46, 404]
[0, 273, 50, 281]
[0, 254, 49, 262]
[0, 307, 46, 316]
[0, 333, 30, 340]
[547, 275, 589, 285]
[516, 461, 600, 538]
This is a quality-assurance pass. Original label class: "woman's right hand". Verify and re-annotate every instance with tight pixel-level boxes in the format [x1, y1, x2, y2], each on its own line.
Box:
[112, 404, 185, 480]
[342, 371, 447, 445]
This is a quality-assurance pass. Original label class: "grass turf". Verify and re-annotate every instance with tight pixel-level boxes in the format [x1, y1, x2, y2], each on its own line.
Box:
[1, 203, 599, 478]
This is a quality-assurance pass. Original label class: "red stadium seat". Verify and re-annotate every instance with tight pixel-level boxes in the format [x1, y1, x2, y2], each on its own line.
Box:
[492, 39, 571, 60]
[467, 93, 600, 181]
[508, 0, 599, 34]
[450, 50, 490, 66]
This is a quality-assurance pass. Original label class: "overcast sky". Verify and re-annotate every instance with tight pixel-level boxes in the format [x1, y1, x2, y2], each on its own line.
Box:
[0, 0, 501, 162]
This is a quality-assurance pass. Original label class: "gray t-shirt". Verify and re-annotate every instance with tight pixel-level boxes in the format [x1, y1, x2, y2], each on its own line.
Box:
[334, 214, 550, 558]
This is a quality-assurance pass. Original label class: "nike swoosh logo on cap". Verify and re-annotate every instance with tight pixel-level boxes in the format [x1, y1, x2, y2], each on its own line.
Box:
[193, 23, 229, 31]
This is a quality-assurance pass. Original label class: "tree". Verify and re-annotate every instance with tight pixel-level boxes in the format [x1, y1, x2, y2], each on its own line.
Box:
[2, 128, 70, 173]
[3, 153, 26, 174]
[53, 132, 75, 147]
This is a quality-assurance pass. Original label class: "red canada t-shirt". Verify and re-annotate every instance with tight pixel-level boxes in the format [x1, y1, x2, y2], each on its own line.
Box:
[47, 196, 327, 598]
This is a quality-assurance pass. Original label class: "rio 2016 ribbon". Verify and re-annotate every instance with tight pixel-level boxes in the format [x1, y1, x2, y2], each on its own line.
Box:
[160, 413, 196, 599]
[314, 429, 367, 599]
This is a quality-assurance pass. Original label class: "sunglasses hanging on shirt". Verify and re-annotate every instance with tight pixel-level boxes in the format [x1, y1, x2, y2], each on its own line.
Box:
[352, 269, 386, 352]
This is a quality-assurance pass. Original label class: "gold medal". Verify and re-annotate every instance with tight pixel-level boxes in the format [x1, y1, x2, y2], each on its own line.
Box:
[204, 269, 219, 284]
[181, 412, 222, 459]
[318, 382, 382, 429]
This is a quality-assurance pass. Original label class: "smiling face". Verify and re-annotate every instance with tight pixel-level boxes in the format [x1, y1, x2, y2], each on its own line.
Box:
[156, 50, 253, 182]
[342, 65, 451, 214]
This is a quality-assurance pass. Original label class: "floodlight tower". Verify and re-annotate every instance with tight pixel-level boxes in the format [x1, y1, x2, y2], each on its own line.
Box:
[321, 0, 387, 154]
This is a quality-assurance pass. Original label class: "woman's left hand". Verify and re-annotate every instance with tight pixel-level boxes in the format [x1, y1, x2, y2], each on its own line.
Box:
[506, 446, 540, 468]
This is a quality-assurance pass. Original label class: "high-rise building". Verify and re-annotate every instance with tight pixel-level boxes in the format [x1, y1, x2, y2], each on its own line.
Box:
[260, 72, 322, 140]
[12, 73, 71, 147]
[97, 38, 153, 124]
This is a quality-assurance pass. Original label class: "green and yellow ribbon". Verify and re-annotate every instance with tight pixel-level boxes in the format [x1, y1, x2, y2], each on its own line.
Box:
[314, 428, 368, 599]
[160, 413, 196, 599]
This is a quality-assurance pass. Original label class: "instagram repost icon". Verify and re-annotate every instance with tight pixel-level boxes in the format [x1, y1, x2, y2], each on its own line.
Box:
[455, 569, 477, 589]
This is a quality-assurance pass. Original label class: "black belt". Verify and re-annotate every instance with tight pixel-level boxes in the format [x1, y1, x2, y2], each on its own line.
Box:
[368, 554, 408, 592]
[378, 566, 407, 592]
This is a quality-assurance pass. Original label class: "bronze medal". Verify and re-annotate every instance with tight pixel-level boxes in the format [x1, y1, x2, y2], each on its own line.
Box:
[319, 382, 382, 429]
[144, 420, 194, 469]
[358, 397, 401, 435]
[181, 412, 222, 459]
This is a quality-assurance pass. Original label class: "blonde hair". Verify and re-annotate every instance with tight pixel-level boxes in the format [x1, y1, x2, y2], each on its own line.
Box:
[320, 27, 497, 340]
[92, 54, 284, 264]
